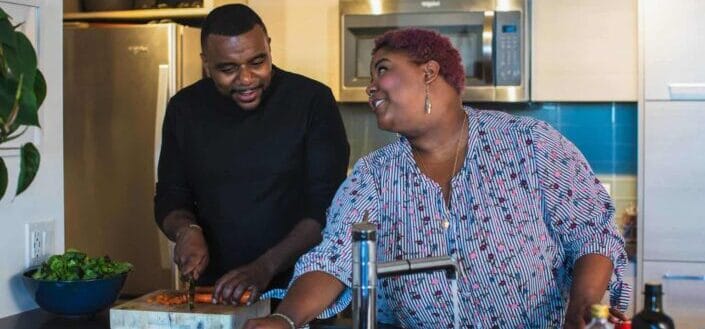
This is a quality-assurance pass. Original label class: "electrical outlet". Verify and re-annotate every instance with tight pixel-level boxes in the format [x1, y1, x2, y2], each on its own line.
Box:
[26, 220, 54, 268]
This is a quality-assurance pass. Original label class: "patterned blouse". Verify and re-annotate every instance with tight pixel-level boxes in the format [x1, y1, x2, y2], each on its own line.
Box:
[290, 108, 631, 328]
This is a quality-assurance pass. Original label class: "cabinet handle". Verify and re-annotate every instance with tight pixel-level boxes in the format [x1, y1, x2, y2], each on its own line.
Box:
[668, 83, 705, 100]
[662, 274, 705, 281]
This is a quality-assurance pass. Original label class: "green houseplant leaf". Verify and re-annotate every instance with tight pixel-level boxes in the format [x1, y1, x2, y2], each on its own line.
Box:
[0, 7, 45, 198]
[6, 31, 39, 127]
[5, 31, 37, 78]
[17, 142, 39, 196]
[0, 157, 7, 200]
[0, 76, 17, 120]
[33, 69, 46, 111]
[0, 18, 14, 49]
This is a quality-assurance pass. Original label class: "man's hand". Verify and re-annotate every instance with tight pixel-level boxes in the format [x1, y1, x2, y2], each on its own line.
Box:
[173, 226, 209, 280]
[242, 317, 292, 329]
[213, 259, 275, 305]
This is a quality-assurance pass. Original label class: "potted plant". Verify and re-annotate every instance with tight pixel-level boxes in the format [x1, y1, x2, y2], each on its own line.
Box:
[0, 8, 46, 201]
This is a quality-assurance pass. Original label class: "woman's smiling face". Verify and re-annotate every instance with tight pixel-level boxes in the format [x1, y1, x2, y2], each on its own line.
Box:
[366, 49, 428, 133]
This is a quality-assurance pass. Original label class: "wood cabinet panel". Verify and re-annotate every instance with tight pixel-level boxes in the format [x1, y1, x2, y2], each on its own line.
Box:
[532, 0, 637, 101]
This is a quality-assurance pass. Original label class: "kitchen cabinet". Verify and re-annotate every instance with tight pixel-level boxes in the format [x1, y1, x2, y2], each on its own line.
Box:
[249, 0, 340, 98]
[531, 0, 637, 101]
[642, 101, 705, 262]
[638, 0, 705, 324]
[643, 0, 705, 101]
[63, 0, 245, 21]
[641, 261, 705, 329]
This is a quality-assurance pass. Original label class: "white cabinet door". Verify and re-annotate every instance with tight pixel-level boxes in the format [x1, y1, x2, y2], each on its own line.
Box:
[641, 261, 705, 329]
[643, 101, 705, 262]
[532, 0, 637, 101]
[644, 0, 705, 100]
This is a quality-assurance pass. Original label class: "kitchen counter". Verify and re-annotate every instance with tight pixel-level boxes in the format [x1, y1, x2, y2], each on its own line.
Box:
[0, 308, 400, 329]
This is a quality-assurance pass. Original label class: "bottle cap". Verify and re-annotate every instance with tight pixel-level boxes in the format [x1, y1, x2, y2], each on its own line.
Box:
[590, 304, 609, 319]
[644, 282, 663, 295]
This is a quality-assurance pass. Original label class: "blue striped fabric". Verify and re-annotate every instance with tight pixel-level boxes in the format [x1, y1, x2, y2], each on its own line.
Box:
[291, 108, 631, 328]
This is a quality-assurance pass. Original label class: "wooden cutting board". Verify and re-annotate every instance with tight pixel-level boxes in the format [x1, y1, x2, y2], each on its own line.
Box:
[110, 290, 270, 329]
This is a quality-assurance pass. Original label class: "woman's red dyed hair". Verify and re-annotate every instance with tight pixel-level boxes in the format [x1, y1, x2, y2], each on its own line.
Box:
[373, 28, 465, 95]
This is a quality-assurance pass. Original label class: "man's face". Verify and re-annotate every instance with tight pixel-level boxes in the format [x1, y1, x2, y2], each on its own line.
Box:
[201, 25, 273, 111]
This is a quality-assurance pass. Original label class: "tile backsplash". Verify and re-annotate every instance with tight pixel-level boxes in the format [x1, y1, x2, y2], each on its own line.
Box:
[338, 101, 638, 224]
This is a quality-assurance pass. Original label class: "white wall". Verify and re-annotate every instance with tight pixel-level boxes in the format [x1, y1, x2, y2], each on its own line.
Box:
[0, 0, 63, 318]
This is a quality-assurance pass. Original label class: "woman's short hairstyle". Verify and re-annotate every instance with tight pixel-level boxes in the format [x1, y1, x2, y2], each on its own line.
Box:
[373, 28, 465, 95]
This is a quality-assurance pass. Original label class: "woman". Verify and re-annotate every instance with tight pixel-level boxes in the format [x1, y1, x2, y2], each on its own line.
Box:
[246, 28, 630, 329]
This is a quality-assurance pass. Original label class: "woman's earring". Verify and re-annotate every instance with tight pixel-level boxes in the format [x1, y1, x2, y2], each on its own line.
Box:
[424, 82, 432, 114]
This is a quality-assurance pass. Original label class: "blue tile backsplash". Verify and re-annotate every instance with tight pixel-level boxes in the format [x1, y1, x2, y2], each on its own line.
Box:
[338, 102, 638, 175]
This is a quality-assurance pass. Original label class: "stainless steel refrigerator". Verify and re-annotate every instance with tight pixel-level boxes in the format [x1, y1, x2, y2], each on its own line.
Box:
[63, 23, 202, 295]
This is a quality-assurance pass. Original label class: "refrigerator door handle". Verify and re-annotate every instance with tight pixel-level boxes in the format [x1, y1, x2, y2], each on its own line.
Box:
[154, 64, 176, 276]
[154, 64, 170, 178]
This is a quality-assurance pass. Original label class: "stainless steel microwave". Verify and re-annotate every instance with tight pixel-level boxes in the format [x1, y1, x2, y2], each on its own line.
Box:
[340, 0, 529, 102]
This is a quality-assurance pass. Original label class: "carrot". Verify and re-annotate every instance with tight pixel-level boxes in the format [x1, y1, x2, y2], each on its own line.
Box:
[147, 287, 251, 306]
[238, 290, 252, 304]
[193, 291, 250, 305]
[194, 293, 213, 303]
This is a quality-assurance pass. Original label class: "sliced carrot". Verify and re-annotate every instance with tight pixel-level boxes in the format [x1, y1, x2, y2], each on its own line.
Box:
[238, 290, 252, 305]
[194, 293, 213, 303]
[147, 287, 251, 306]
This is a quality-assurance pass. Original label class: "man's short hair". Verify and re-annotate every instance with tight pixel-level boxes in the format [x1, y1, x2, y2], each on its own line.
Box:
[201, 4, 268, 49]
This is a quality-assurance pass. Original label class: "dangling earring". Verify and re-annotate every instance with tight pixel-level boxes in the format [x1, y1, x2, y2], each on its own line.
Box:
[424, 82, 432, 114]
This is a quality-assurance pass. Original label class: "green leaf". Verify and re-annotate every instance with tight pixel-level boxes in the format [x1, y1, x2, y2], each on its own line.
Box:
[0, 19, 15, 48]
[30, 249, 132, 281]
[0, 8, 9, 20]
[16, 142, 39, 195]
[0, 157, 7, 201]
[33, 69, 46, 110]
[10, 31, 37, 76]
[0, 76, 18, 119]
[17, 77, 39, 127]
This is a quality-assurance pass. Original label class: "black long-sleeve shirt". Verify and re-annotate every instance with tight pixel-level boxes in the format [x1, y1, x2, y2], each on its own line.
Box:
[154, 67, 350, 289]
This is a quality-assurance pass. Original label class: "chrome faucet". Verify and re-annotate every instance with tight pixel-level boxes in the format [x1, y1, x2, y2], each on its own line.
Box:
[352, 213, 459, 329]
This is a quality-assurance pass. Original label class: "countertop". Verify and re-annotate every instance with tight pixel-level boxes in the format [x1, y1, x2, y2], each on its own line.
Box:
[0, 308, 400, 329]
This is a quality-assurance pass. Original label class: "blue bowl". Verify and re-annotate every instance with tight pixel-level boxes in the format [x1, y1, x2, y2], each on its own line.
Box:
[22, 268, 129, 317]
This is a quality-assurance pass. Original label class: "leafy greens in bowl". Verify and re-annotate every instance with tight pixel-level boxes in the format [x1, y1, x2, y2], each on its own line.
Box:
[31, 249, 132, 281]
[23, 249, 132, 317]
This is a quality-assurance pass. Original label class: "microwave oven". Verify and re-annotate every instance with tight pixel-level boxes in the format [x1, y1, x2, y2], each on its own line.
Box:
[340, 0, 529, 102]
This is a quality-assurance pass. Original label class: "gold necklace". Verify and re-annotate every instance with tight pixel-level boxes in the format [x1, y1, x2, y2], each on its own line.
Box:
[414, 113, 468, 202]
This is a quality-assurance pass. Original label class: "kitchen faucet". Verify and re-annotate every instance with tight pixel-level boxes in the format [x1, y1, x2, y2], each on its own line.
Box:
[352, 213, 459, 329]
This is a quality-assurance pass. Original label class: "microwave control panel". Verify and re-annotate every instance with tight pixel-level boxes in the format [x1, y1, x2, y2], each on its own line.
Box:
[494, 11, 522, 86]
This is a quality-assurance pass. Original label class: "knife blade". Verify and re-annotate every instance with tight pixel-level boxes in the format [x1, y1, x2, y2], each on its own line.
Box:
[187, 276, 195, 311]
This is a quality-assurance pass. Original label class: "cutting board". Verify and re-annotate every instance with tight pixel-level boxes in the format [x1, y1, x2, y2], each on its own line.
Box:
[110, 290, 270, 329]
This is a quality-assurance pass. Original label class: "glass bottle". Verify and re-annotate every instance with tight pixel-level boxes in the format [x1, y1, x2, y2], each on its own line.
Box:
[586, 304, 611, 329]
[632, 282, 675, 329]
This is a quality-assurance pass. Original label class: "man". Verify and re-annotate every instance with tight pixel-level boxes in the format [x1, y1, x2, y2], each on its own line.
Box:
[154, 4, 349, 304]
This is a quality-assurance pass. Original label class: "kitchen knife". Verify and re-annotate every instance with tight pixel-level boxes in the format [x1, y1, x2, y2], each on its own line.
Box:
[187, 276, 195, 311]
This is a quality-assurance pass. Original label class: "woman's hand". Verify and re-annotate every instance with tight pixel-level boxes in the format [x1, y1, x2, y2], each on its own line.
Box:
[564, 305, 628, 329]
[173, 225, 209, 280]
[242, 316, 292, 329]
[563, 307, 587, 329]
[213, 259, 275, 304]
[608, 307, 628, 323]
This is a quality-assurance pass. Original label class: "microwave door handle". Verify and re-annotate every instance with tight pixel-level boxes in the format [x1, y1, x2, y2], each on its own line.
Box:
[482, 11, 494, 84]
